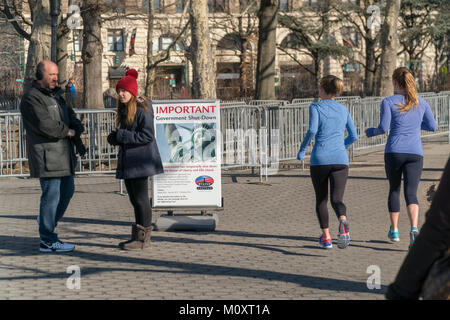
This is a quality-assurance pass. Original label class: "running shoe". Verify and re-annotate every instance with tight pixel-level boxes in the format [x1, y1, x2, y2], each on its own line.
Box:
[40, 240, 75, 253]
[409, 227, 419, 249]
[319, 235, 333, 249]
[337, 219, 351, 249]
[388, 226, 400, 242]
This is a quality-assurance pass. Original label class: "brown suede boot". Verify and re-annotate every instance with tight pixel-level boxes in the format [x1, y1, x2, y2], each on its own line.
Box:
[120, 224, 152, 250]
[118, 224, 137, 249]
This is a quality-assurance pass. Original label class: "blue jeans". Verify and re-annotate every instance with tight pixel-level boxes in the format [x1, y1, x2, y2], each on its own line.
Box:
[39, 176, 75, 243]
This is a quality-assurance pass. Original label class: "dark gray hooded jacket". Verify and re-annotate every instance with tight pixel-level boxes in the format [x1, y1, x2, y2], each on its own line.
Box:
[20, 81, 81, 178]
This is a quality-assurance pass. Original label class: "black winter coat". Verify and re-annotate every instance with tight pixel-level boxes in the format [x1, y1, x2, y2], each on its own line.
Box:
[115, 102, 164, 179]
[20, 81, 83, 178]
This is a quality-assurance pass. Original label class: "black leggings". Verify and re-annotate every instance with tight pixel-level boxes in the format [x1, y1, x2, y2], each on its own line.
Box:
[384, 153, 423, 213]
[124, 177, 152, 227]
[310, 165, 349, 229]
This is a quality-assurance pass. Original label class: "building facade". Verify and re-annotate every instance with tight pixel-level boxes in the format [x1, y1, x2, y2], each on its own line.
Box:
[4, 0, 444, 103]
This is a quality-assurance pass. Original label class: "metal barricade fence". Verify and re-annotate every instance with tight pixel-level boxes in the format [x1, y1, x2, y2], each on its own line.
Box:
[220, 105, 264, 170]
[291, 98, 315, 104]
[74, 109, 118, 174]
[0, 93, 449, 178]
[249, 100, 289, 107]
[220, 101, 248, 108]
[0, 98, 20, 111]
[277, 103, 310, 161]
[349, 97, 387, 151]
[335, 96, 361, 107]
[421, 94, 450, 138]
[0, 111, 26, 176]
[0, 109, 118, 177]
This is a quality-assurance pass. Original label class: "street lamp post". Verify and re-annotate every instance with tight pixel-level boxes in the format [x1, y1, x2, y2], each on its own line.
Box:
[50, 0, 61, 63]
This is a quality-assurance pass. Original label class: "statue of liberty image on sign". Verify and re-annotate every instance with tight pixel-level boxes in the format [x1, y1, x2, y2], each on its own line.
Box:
[156, 123, 217, 163]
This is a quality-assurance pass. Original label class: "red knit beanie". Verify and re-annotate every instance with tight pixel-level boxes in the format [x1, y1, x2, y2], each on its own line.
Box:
[116, 69, 138, 97]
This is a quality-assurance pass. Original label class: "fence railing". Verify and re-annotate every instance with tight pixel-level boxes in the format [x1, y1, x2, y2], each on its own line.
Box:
[1, 93, 449, 177]
[0, 98, 20, 111]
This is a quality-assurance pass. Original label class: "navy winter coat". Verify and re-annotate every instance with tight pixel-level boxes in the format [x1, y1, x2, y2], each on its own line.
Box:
[115, 102, 164, 180]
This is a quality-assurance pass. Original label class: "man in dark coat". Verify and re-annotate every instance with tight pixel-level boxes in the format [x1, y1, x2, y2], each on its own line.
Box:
[20, 60, 85, 253]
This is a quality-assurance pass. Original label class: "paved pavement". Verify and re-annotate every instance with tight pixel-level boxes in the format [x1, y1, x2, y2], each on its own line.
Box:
[0, 136, 449, 300]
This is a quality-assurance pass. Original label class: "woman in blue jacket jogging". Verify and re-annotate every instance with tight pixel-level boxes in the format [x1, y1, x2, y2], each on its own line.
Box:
[297, 75, 358, 249]
[365, 67, 436, 248]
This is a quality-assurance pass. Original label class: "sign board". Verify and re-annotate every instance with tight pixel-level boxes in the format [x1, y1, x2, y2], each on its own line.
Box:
[169, 74, 176, 87]
[152, 100, 222, 208]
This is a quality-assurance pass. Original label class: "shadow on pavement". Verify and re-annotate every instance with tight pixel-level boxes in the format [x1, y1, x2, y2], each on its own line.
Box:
[0, 215, 130, 227]
[0, 236, 386, 295]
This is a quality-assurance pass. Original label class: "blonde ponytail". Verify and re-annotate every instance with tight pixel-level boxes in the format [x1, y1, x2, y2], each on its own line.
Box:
[392, 67, 419, 113]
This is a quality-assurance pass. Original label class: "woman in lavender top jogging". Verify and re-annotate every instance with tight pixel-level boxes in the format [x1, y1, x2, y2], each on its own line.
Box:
[365, 67, 436, 248]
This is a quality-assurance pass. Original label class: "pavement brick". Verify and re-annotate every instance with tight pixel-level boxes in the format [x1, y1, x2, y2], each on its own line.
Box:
[0, 135, 448, 300]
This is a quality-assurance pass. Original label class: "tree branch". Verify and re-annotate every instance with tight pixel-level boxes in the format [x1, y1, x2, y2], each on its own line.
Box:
[1, 0, 31, 40]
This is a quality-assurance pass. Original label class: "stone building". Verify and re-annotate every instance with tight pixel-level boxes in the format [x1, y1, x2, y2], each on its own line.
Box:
[2, 0, 443, 102]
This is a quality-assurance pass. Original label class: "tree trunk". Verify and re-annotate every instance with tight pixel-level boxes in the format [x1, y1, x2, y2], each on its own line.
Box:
[240, 38, 254, 98]
[376, 0, 401, 96]
[322, 1, 332, 76]
[81, 0, 104, 108]
[314, 55, 323, 98]
[189, 0, 216, 99]
[145, 67, 156, 99]
[255, 0, 279, 100]
[24, 0, 52, 92]
[364, 38, 377, 96]
[57, 21, 70, 88]
[144, 0, 156, 99]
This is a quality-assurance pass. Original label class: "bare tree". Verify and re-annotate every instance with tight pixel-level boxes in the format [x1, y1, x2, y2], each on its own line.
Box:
[278, 1, 351, 96]
[80, 0, 104, 108]
[189, 0, 216, 99]
[209, 0, 259, 98]
[430, 3, 450, 91]
[255, 0, 279, 100]
[376, 0, 401, 96]
[333, 0, 383, 96]
[398, 0, 443, 91]
[1, 0, 79, 91]
[22, 0, 51, 91]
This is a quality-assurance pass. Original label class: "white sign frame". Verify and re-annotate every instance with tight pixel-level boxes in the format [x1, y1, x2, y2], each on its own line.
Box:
[151, 100, 222, 209]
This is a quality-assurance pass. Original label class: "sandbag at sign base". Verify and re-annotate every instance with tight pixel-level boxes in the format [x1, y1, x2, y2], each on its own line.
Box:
[153, 213, 218, 232]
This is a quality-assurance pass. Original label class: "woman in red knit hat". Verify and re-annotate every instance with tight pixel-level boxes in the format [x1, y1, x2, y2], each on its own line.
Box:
[107, 68, 164, 250]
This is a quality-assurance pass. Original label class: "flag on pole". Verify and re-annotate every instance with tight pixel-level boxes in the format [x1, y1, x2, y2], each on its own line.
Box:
[129, 28, 137, 56]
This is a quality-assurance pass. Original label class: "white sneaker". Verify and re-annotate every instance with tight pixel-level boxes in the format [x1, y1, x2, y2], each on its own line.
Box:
[40, 240, 75, 253]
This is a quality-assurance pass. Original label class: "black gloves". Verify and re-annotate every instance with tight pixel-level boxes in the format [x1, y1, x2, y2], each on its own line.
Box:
[69, 115, 85, 137]
[107, 130, 119, 146]
[73, 138, 87, 157]
[69, 121, 86, 157]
